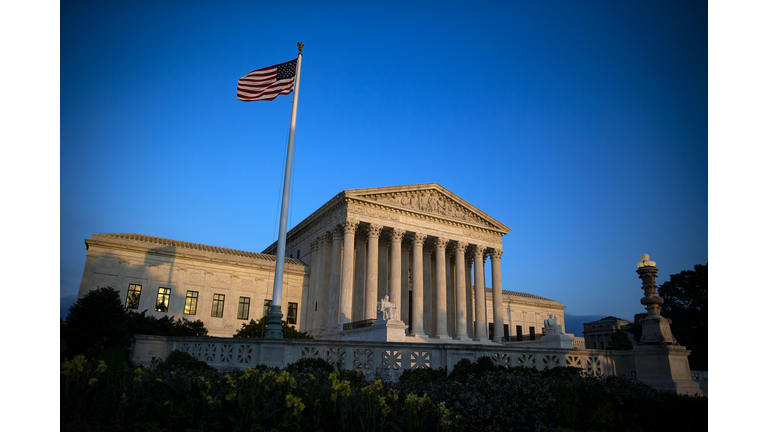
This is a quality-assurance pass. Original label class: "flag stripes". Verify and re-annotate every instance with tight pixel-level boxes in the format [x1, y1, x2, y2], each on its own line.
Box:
[237, 59, 297, 102]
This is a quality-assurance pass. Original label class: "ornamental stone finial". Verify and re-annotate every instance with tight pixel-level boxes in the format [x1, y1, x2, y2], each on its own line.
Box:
[635, 254, 677, 345]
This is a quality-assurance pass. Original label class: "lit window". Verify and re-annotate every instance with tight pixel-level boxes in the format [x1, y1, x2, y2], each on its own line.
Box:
[184, 291, 198, 315]
[263, 299, 272, 318]
[126, 284, 142, 309]
[287, 302, 298, 324]
[155, 287, 170, 312]
[211, 294, 225, 318]
[238, 297, 250, 320]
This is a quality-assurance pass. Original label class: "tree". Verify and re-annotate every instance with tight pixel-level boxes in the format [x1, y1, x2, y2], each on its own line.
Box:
[607, 329, 633, 350]
[61, 286, 131, 360]
[125, 310, 208, 337]
[658, 263, 707, 370]
[233, 316, 313, 339]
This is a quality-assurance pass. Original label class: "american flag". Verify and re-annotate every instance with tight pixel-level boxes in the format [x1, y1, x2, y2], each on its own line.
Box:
[237, 59, 297, 102]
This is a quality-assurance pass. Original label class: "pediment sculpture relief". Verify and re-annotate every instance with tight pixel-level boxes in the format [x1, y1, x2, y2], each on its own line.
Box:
[361, 191, 488, 226]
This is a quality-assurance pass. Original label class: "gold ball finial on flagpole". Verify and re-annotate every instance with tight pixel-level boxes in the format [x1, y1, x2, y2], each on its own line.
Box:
[297, 42, 304, 53]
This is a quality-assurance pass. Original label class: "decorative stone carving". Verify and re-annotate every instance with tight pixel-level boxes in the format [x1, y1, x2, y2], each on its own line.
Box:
[544, 314, 563, 335]
[390, 227, 405, 243]
[361, 191, 487, 226]
[412, 232, 427, 247]
[342, 218, 359, 234]
[490, 248, 503, 260]
[377, 295, 398, 321]
[455, 241, 468, 254]
[367, 223, 383, 238]
[435, 237, 449, 250]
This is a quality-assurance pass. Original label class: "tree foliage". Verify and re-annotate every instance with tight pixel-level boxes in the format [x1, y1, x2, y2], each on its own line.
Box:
[659, 263, 708, 370]
[126, 309, 208, 337]
[61, 286, 131, 360]
[233, 316, 313, 339]
[607, 329, 634, 350]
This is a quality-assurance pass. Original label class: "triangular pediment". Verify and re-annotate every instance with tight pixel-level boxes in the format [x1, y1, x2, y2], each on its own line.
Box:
[344, 183, 510, 233]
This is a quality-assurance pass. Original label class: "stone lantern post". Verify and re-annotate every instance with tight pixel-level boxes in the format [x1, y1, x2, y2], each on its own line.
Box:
[636, 254, 677, 345]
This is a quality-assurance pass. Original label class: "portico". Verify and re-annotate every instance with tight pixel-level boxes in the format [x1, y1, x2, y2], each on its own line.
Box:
[262, 183, 512, 343]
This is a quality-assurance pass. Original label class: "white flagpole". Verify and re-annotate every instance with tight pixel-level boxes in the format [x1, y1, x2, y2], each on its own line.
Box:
[265, 43, 303, 338]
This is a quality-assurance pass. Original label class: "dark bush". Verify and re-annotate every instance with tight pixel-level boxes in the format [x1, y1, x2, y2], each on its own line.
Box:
[126, 309, 208, 337]
[285, 357, 335, 375]
[233, 316, 313, 339]
[155, 349, 213, 372]
[61, 287, 131, 360]
[399, 366, 447, 383]
[448, 356, 504, 382]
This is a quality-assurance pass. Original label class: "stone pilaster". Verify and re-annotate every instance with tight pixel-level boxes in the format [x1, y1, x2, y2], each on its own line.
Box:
[409, 233, 427, 338]
[491, 248, 504, 342]
[389, 228, 405, 320]
[305, 239, 319, 332]
[313, 231, 333, 334]
[465, 255, 474, 338]
[365, 224, 383, 320]
[453, 241, 470, 340]
[473, 246, 488, 341]
[433, 237, 450, 339]
[338, 219, 359, 327]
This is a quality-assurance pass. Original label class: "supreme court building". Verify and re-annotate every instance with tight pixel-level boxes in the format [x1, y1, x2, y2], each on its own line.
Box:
[78, 183, 565, 341]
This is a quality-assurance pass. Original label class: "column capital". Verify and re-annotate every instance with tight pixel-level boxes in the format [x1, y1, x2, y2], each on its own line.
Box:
[367, 223, 383, 238]
[310, 240, 319, 252]
[473, 245, 486, 258]
[391, 227, 406, 243]
[332, 224, 345, 239]
[455, 241, 468, 254]
[490, 248, 504, 260]
[412, 232, 427, 247]
[342, 218, 359, 234]
[324, 230, 334, 243]
[435, 237, 449, 250]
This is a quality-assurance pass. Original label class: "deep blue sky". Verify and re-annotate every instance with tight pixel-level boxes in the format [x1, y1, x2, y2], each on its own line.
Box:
[59, 1, 707, 327]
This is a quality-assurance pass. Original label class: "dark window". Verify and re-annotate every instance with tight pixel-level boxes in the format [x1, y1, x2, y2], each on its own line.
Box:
[529, 326, 536, 340]
[297, 249, 300, 259]
[503, 324, 509, 341]
[488, 323, 494, 340]
[263, 299, 272, 318]
[126, 284, 142, 309]
[155, 287, 170, 312]
[238, 297, 250, 320]
[287, 302, 298, 324]
[542, 327, 545, 335]
[516, 325, 523, 341]
[184, 291, 198, 315]
[211, 294, 225, 318]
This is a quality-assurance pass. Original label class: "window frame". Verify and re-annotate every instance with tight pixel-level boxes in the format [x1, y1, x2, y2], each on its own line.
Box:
[211, 293, 225, 318]
[125, 284, 142, 309]
[237, 297, 250, 320]
[287, 302, 298, 324]
[155, 287, 171, 312]
[184, 290, 199, 315]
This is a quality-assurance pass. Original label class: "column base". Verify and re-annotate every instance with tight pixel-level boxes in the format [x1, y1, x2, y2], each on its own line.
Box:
[430, 333, 453, 341]
[452, 334, 472, 341]
[264, 307, 284, 339]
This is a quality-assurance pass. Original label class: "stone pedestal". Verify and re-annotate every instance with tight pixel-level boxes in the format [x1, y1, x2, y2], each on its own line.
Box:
[327, 319, 408, 342]
[537, 333, 575, 349]
[632, 345, 703, 396]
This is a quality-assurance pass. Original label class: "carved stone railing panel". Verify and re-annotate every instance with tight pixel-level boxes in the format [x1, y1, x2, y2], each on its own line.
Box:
[586, 356, 602, 376]
[354, 348, 374, 369]
[325, 347, 346, 367]
[566, 355, 583, 369]
[542, 354, 560, 370]
[301, 346, 321, 359]
[517, 354, 536, 368]
[491, 352, 511, 368]
[203, 343, 217, 362]
[219, 344, 234, 363]
[237, 345, 253, 364]
[410, 351, 432, 369]
[382, 350, 402, 370]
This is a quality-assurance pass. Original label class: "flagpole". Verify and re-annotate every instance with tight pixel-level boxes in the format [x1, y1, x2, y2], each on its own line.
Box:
[265, 43, 304, 339]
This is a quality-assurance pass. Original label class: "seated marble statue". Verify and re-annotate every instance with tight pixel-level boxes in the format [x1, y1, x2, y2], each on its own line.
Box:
[377, 295, 398, 321]
[544, 314, 561, 335]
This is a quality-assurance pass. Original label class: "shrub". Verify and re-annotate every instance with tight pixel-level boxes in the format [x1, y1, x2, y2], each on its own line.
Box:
[400, 367, 447, 383]
[61, 286, 130, 360]
[285, 357, 334, 375]
[607, 329, 634, 350]
[155, 349, 213, 372]
[233, 316, 313, 339]
[126, 309, 209, 337]
[448, 356, 504, 382]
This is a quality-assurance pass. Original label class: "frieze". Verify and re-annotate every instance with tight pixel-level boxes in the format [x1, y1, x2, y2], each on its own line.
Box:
[359, 191, 490, 227]
[347, 203, 502, 245]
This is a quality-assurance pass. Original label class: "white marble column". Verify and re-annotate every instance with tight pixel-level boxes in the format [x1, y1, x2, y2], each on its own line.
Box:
[313, 231, 332, 334]
[410, 233, 427, 337]
[473, 246, 488, 341]
[465, 256, 474, 338]
[401, 239, 410, 328]
[365, 224, 383, 320]
[453, 241, 470, 340]
[389, 228, 405, 320]
[447, 249, 455, 337]
[338, 219, 359, 327]
[433, 237, 450, 339]
[423, 240, 433, 336]
[352, 234, 366, 322]
[491, 248, 504, 342]
[378, 233, 389, 300]
[326, 225, 344, 332]
[305, 239, 319, 332]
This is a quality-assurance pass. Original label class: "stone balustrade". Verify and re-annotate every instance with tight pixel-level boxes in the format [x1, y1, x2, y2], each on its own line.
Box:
[132, 334, 623, 379]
